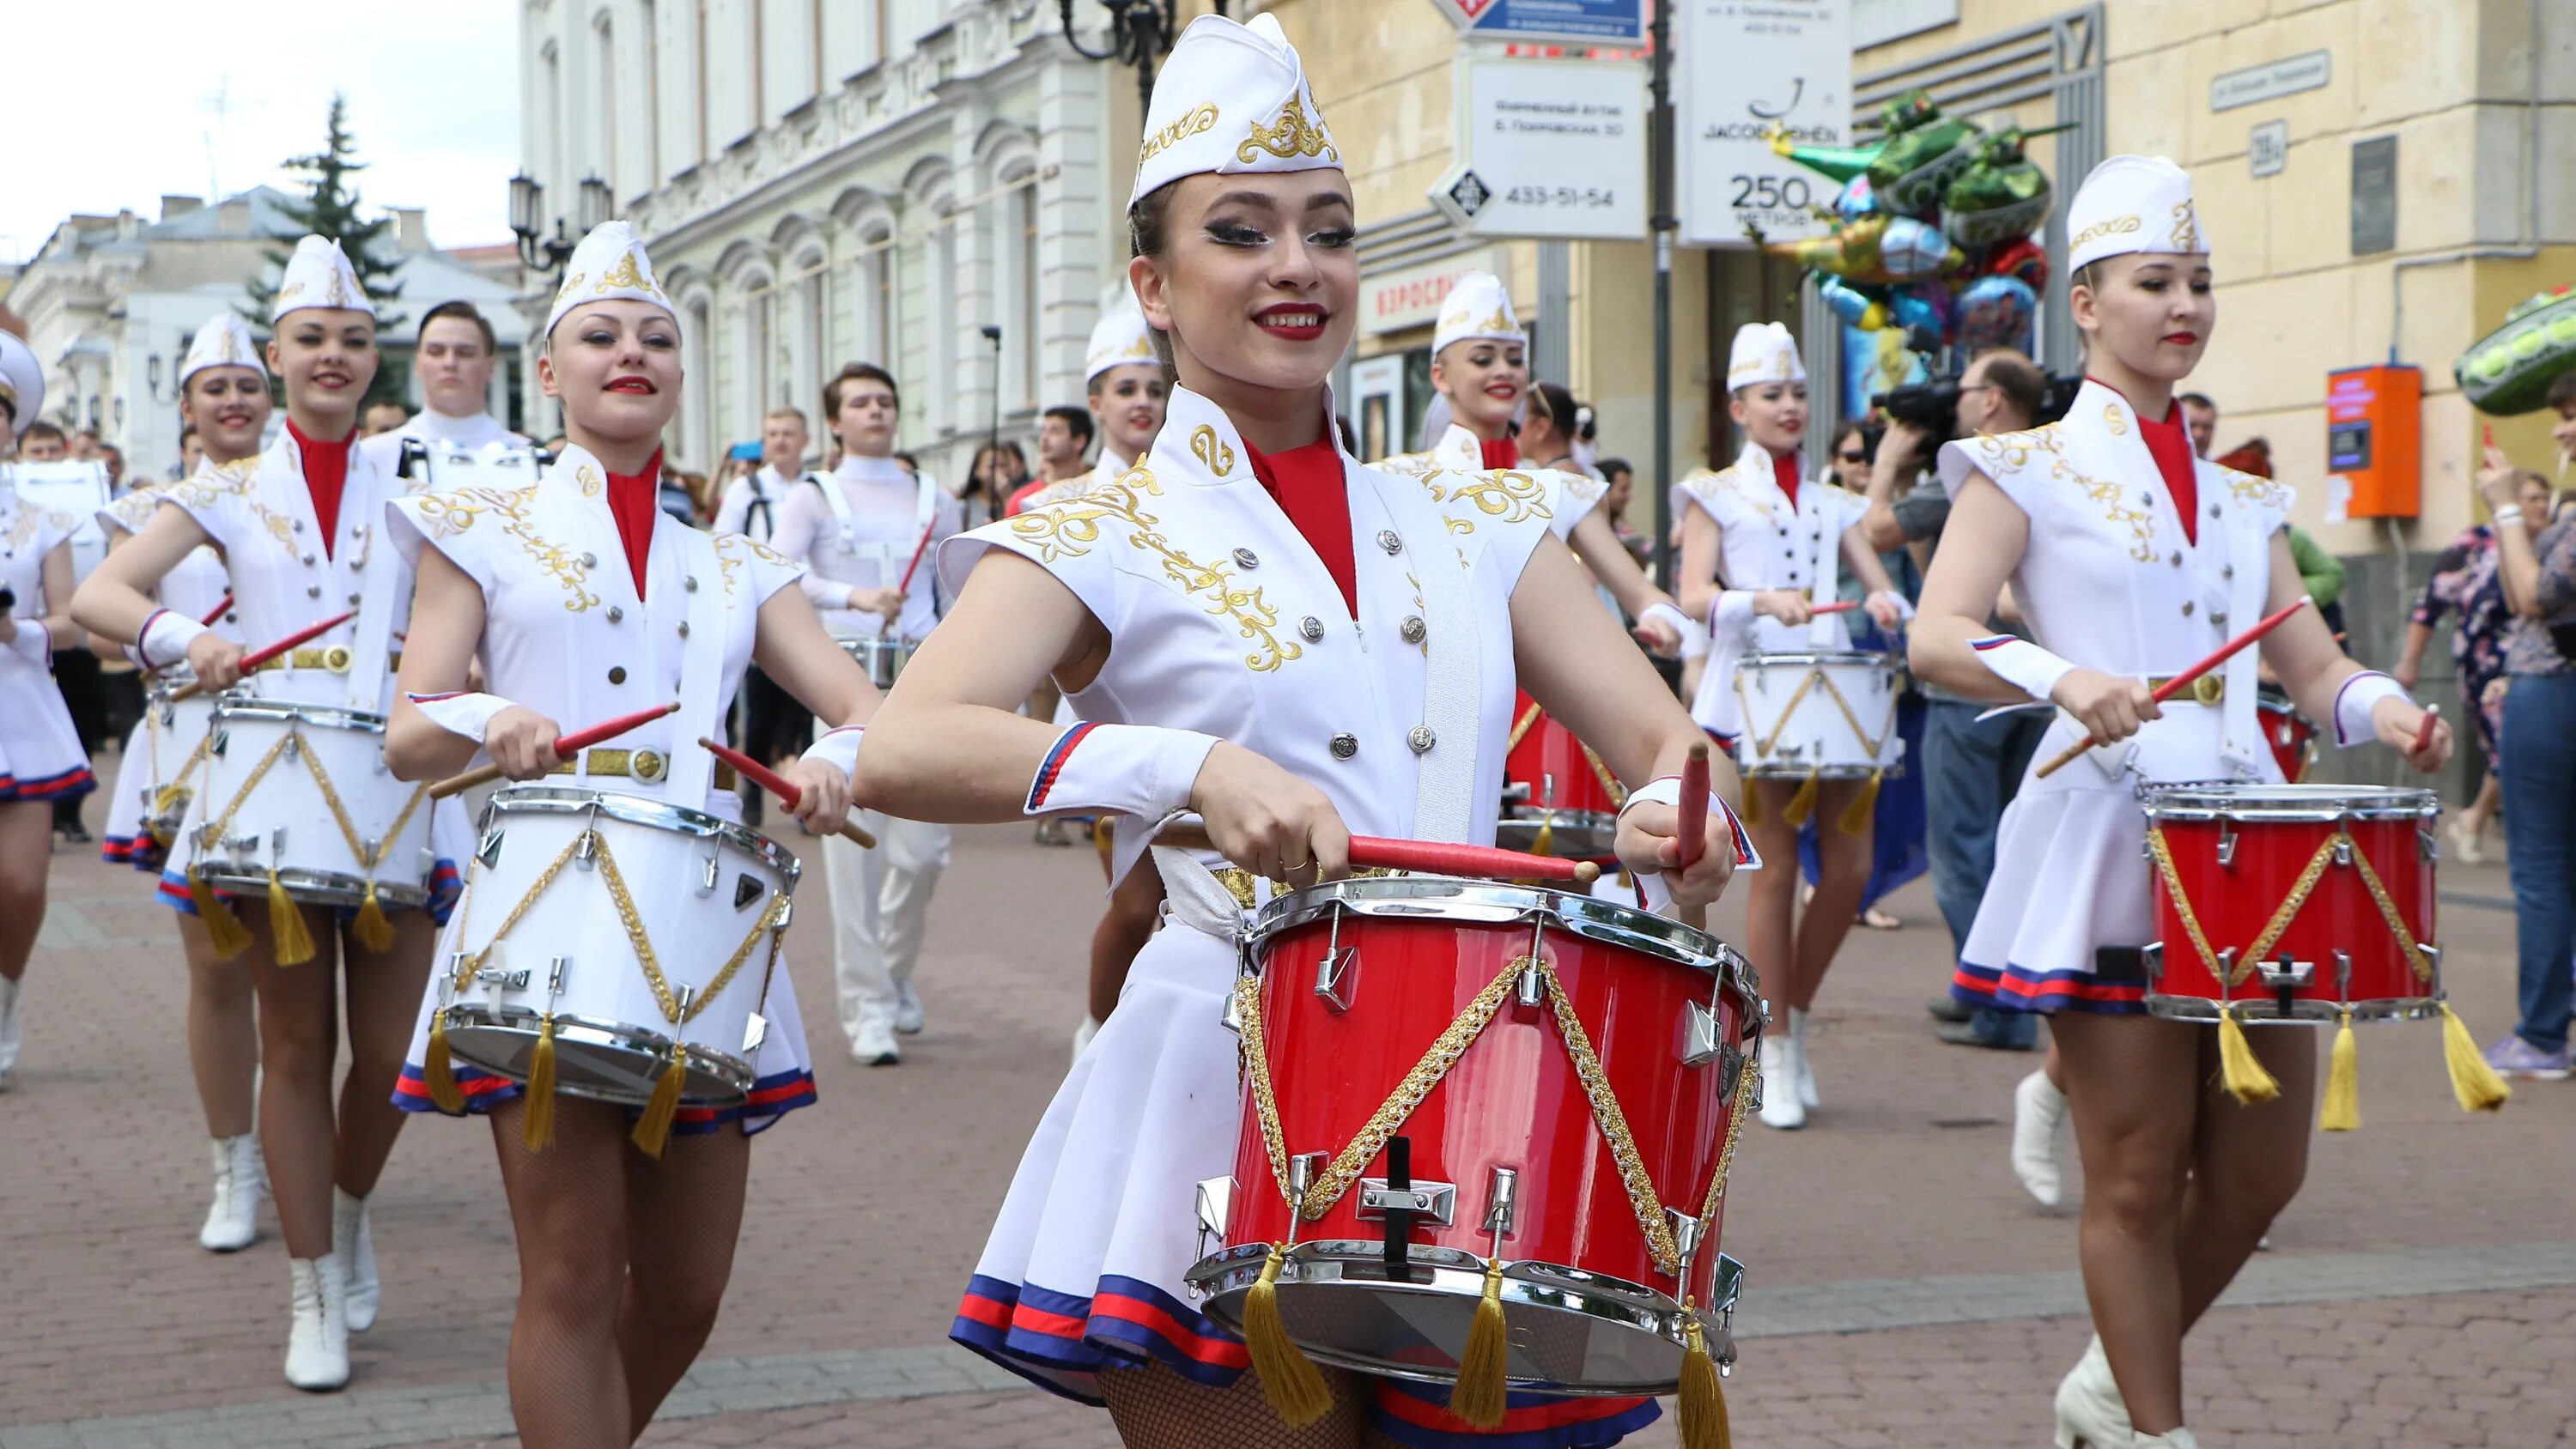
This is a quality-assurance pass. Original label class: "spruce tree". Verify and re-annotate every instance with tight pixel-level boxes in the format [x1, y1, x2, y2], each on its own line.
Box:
[241, 94, 409, 404]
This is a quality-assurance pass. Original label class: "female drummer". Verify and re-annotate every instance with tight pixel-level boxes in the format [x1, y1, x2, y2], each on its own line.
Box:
[1676, 323, 1909, 1131]
[93, 315, 266, 1251]
[0, 330, 95, 1094]
[859, 17, 1746, 1446]
[382, 221, 874, 1446]
[1909, 156, 2451, 1449]
[1380, 270, 1690, 656]
[71, 237, 466, 1391]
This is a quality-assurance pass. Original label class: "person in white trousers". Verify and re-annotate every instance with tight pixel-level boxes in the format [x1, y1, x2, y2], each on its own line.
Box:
[768, 361, 960, 1064]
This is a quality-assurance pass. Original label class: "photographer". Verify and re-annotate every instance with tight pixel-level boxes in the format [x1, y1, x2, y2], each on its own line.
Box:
[1862, 349, 2050, 1056]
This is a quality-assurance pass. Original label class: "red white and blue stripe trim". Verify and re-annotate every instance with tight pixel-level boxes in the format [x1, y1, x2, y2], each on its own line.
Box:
[1026, 723, 1097, 812]
[0, 764, 95, 803]
[404, 689, 468, 704]
[1969, 634, 2017, 652]
[1952, 961, 2147, 1016]
[393, 1062, 818, 1137]
[135, 608, 174, 668]
[1373, 1378, 1660, 1448]
[158, 859, 464, 926]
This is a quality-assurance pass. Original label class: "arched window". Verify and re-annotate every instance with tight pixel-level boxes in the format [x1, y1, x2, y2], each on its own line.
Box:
[723, 259, 776, 455]
[593, 12, 619, 196]
[675, 282, 715, 467]
[787, 237, 829, 421]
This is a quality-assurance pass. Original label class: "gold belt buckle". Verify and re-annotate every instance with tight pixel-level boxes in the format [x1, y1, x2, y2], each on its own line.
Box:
[2190, 674, 2223, 706]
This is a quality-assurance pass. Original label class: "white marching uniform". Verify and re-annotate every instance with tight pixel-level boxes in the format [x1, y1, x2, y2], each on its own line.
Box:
[0, 479, 94, 805]
[1014, 447, 1132, 517]
[1378, 422, 1608, 552]
[383, 444, 820, 1131]
[355, 409, 528, 479]
[97, 482, 237, 868]
[769, 456, 963, 1052]
[1940, 379, 2291, 1014]
[147, 430, 471, 919]
[1675, 440, 1868, 741]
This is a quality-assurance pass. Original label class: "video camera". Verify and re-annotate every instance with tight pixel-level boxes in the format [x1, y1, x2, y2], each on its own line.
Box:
[1870, 373, 2083, 439]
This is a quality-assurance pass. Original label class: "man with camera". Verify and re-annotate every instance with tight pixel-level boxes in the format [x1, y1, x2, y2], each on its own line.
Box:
[1862, 349, 2049, 1052]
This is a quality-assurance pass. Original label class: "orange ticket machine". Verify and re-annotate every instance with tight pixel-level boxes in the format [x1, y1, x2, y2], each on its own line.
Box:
[2324, 364, 2421, 518]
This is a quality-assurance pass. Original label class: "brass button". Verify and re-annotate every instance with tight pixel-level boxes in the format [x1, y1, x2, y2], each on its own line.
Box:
[684, 575, 699, 592]
[301, 553, 317, 566]
[1299, 616, 1324, 642]
[607, 606, 624, 623]
[1408, 726, 1436, 754]
[677, 621, 690, 638]
[2221, 564, 2234, 579]
[2181, 601, 2194, 616]
[2212, 612, 2227, 627]
[2170, 551, 2183, 567]
[1400, 615, 1426, 644]
[307, 585, 323, 597]
[608, 666, 628, 684]
[2209, 503, 2222, 518]
[292, 518, 305, 533]
[1377, 530, 1402, 555]
[1329, 733, 1358, 760]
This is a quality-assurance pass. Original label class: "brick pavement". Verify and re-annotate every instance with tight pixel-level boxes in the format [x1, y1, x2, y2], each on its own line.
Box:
[4, 779, 2570, 1445]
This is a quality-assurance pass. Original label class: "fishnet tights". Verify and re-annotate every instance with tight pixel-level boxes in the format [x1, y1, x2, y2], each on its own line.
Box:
[1098, 1359, 1414, 1449]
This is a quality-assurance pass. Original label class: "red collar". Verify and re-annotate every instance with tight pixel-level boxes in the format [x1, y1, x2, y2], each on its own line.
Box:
[1771, 448, 1802, 512]
[1243, 433, 1357, 616]
[287, 420, 354, 560]
[603, 448, 665, 598]
[1479, 435, 1520, 470]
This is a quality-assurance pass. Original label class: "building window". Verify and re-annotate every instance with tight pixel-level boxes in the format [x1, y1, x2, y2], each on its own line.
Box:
[854, 226, 893, 367]
[791, 248, 827, 420]
[683, 294, 714, 465]
[640, 0, 661, 188]
[594, 14, 618, 196]
[1012, 182, 1038, 409]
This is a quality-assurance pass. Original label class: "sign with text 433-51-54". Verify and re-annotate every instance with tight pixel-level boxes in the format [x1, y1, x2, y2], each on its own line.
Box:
[1676, 0, 1856, 247]
[1429, 54, 1649, 242]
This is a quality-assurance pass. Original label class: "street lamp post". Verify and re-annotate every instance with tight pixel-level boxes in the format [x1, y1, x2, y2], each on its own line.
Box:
[508, 173, 614, 276]
[1058, 0, 1224, 114]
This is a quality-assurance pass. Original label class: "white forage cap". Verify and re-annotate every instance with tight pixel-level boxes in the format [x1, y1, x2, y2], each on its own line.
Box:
[2066, 155, 2209, 274]
[1432, 270, 1525, 356]
[1128, 14, 1340, 209]
[180, 313, 267, 385]
[546, 220, 676, 339]
[1727, 321, 1806, 389]
[271, 235, 372, 323]
[0, 330, 42, 429]
[1084, 306, 1157, 382]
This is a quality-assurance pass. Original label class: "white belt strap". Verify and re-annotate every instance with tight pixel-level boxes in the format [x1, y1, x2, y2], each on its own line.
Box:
[1367, 467, 1479, 844]
[1154, 846, 1248, 938]
[2216, 499, 2269, 779]
[343, 471, 405, 712]
[663, 526, 728, 803]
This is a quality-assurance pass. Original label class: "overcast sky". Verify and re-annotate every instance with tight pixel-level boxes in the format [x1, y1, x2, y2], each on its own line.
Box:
[1, 0, 520, 264]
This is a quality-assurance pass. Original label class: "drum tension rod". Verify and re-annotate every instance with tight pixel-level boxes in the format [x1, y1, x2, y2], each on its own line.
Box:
[1382, 1136, 1417, 1284]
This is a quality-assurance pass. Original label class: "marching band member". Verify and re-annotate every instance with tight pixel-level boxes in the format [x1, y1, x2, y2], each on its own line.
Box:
[0, 331, 94, 1094]
[94, 315, 264, 1250]
[1910, 157, 2454, 1449]
[1377, 271, 1690, 657]
[72, 237, 467, 1390]
[768, 362, 961, 1067]
[382, 220, 872, 1445]
[1677, 322, 1908, 1130]
[355, 300, 528, 474]
[858, 17, 1746, 1444]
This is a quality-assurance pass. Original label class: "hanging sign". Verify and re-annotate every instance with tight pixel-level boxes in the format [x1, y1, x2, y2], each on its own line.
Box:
[1676, 0, 1856, 247]
[1429, 54, 1649, 242]
[1424, 0, 1646, 47]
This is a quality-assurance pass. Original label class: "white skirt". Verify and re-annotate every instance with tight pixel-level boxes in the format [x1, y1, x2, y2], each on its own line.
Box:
[0, 648, 93, 803]
[100, 715, 157, 870]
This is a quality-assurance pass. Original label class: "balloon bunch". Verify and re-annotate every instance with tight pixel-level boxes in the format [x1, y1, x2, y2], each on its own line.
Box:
[1759, 90, 2069, 361]
[2457, 284, 2576, 416]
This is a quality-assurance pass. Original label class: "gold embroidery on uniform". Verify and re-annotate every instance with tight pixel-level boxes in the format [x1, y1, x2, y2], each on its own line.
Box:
[2103, 402, 2129, 436]
[1376, 452, 1440, 481]
[1971, 425, 2155, 563]
[409, 486, 600, 613]
[710, 531, 790, 597]
[2221, 465, 2289, 512]
[1188, 426, 1236, 478]
[1424, 468, 1552, 535]
[1009, 465, 1301, 672]
[1139, 103, 1219, 164]
[576, 464, 605, 498]
[1236, 95, 1338, 164]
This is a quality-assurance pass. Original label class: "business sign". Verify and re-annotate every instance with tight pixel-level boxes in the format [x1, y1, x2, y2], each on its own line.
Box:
[2249, 119, 2289, 179]
[1425, 0, 1645, 47]
[2210, 51, 2331, 112]
[1362, 250, 1509, 336]
[1430, 55, 1649, 242]
[1676, 0, 1856, 247]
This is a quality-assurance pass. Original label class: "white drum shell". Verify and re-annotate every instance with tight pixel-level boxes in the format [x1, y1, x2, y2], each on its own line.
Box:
[438, 787, 799, 1107]
[193, 698, 438, 906]
[140, 677, 220, 836]
[837, 636, 914, 689]
[1732, 651, 1906, 779]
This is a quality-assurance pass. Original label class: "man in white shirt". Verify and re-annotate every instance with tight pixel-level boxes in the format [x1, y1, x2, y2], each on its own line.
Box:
[717, 408, 821, 792]
[357, 301, 528, 476]
[769, 363, 962, 1065]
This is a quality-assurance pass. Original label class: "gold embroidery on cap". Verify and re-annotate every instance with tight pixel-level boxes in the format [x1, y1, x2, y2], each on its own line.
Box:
[2170, 202, 2201, 252]
[1237, 95, 1337, 164]
[594, 248, 665, 300]
[1140, 103, 1220, 165]
[2071, 215, 2142, 247]
[1189, 425, 1237, 478]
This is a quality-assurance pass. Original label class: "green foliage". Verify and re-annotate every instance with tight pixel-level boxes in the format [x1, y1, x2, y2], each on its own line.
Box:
[240, 94, 410, 405]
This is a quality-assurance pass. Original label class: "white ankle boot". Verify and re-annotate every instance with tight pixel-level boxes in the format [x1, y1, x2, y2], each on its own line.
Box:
[2013, 1070, 2071, 1209]
[0, 975, 22, 1089]
[285, 1252, 349, 1391]
[333, 1188, 379, 1333]
[1789, 1006, 1820, 1109]
[200, 1135, 264, 1252]
[2052, 1336, 2132, 1449]
[2135, 1432, 2200, 1447]
[1757, 1030, 1806, 1130]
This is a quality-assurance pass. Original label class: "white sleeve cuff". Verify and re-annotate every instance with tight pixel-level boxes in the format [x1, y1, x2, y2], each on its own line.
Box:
[406, 691, 517, 744]
[137, 608, 208, 671]
[1868, 589, 1917, 621]
[1619, 774, 1762, 872]
[1709, 590, 1758, 644]
[1025, 722, 1221, 822]
[1967, 634, 2075, 704]
[2331, 670, 2410, 748]
[1638, 599, 1691, 645]
[802, 724, 865, 780]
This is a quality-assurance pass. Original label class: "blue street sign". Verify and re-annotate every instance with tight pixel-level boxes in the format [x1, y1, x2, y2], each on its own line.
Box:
[1445, 0, 1645, 46]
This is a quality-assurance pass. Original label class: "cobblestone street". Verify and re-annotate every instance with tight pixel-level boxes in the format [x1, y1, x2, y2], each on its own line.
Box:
[3, 783, 2569, 1446]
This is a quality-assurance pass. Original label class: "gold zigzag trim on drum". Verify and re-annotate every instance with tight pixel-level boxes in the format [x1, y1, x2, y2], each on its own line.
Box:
[2146, 824, 2433, 991]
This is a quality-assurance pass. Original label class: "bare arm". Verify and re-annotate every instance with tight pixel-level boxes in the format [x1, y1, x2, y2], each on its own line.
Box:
[1566, 508, 1684, 655]
[386, 548, 493, 781]
[1676, 504, 1722, 621]
[70, 502, 215, 648]
[1859, 424, 1931, 554]
[1908, 472, 2037, 704]
[2259, 531, 2449, 771]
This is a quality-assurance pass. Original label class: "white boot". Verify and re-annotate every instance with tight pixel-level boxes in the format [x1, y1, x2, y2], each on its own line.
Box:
[1756, 1031, 1806, 1130]
[284, 1253, 349, 1391]
[333, 1187, 379, 1333]
[851, 1001, 901, 1066]
[199, 1135, 264, 1252]
[2012, 1070, 2071, 1209]
[2135, 1433, 2200, 1448]
[1789, 1006, 1820, 1109]
[2051, 1336, 2132, 1449]
[0, 975, 22, 1090]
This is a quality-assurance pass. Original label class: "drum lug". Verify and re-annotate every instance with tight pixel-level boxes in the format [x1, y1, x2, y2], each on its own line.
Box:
[475, 967, 531, 991]
[1680, 999, 1725, 1068]
[1716, 1041, 1748, 1106]
[1482, 1166, 1519, 1241]
[1313, 901, 1357, 1012]
[210, 729, 228, 758]
[361, 836, 380, 865]
[575, 829, 599, 870]
[416, 846, 436, 882]
[2332, 834, 2354, 868]
[2419, 943, 2443, 991]
[283, 733, 301, 763]
[2419, 826, 2439, 863]
[743, 1011, 769, 1053]
[2331, 949, 2353, 1003]
[1515, 960, 1547, 1009]
[2142, 943, 2165, 985]
[1358, 1179, 1457, 1228]
[476, 828, 503, 868]
[1664, 1207, 1705, 1264]
[772, 895, 795, 929]
[268, 827, 288, 863]
[2216, 820, 2237, 868]
[2254, 955, 2314, 991]
[698, 853, 720, 897]
[1219, 986, 1245, 1035]
[2215, 947, 2238, 994]
[1194, 1176, 1236, 1262]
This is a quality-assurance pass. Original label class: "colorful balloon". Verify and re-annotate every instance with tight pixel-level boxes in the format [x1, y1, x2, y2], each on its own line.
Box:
[1766, 214, 1965, 286]
[1818, 276, 1890, 331]
[1866, 90, 1984, 218]
[1981, 236, 2050, 294]
[1769, 126, 1883, 186]
[1945, 123, 2071, 248]
[1835, 175, 1879, 221]
[2458, 286, 2576, 415]
[1956, 276, 2040, 355]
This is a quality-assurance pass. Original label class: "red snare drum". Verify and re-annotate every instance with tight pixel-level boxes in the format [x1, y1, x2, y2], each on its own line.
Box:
[2141, 785, 2444, 1023]
[1187, 876, 1761, 1395]
[2258, 690, 2318, 784]
[1498, 693, 1625, 858]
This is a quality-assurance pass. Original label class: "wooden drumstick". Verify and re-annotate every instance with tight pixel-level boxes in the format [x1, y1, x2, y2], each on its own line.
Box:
[1807, 599, 1858, 615]
[427, 701, 682, 799]
[697, 737, 879, 849]
[1151, 823, 1598, 885]
[2032, 597, 2312, 780]
[1671, 743, 1711, 931]
[166, 609, 355, 703]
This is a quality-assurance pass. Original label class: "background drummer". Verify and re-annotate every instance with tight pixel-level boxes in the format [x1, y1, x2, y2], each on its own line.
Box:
[91, 314, 268, 1254]
[355, 300, 527, 473]
[1678, 321, 1909, 1131]
[769, 362, 961, 1067]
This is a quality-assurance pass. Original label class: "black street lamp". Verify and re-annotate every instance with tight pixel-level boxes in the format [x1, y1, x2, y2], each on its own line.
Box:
[508, 173, 615, 276]
[1059, 0, 1223, 113]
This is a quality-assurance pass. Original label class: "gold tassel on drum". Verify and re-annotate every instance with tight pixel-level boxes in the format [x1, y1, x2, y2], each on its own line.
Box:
[2214, 1002, 2281, 1104]
[631, 1052, 687, 1159]
[1242, 1242, 1333, 1427]
[1448, 1255, 1511, 1428]
[266, 869, 317, 966]
[521, 1015, 560, 1151]
[191, 870, 253, 959]
[1780, 770, 1820, 828]
[1677, 1300, 1733, 1449]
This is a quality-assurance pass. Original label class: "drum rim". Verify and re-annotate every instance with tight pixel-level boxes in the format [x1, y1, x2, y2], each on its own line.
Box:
[207, 696, 389, 734]
[190, 864, 431, 907]
[480, 784, 805, 885]
[439, 1005, 757, 1105]
[1738, 650, 1902, 669]
[2142, 992, 2443, 1025]
[2138, 781, 2438, 821]
[1250, 876, 1756, 1001]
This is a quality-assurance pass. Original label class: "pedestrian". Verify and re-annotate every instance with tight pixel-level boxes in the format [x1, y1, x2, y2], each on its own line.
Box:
[960, 440, 1024, 530]
[1007, 403, 1093, 515]
[1825, 415, 1918, 934]
[0, 331, 97, 1093]
[769, 361, 961, 1067]
[2480, 379, 2576, 1080]
[713, 407, 822, 802]
[2396, 467, 2551, 863]
[355, 300, 528, 464]
[1911, 155, 2453, 1449]
[16, 420, 68, 460]
[178, 425, 204, 480]
[93, 315, 264, 1251]
[866, 17, 1748, 1441]
[383, 219, 872, 1444]
[73, 236, 473, 1391]
[359, 398, 408, 438]
[1595, 457, 1651, 565]
[1679, 320, 1910, 1131]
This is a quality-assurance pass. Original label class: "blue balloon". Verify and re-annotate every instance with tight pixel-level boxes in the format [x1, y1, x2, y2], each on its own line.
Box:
[1835, 176, 1880, 221]
[1956, 276, 2040, 355]
[1819, 276, 1888, 329]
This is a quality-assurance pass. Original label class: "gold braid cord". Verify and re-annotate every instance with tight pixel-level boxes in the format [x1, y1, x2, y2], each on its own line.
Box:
[588, 828, 787, 1024]
[1535, 960, 1686, 1277]
[1507, 702, 1544, 753]
[2345, 842, 2436, 985]
[2147, 825, 2427, 990]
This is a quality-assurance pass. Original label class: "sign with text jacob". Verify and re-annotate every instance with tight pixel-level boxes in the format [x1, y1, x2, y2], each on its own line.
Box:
[1678, 0, 1856, 247]
[1430, 55, 1649, 242]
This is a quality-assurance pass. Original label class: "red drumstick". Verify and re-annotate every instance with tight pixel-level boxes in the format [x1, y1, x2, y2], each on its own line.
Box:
[1808, 599, 1857, 615]
[2033, 596, 2313, 779]
[167, 609, 355, 701]
[197, 594, 234, 626]
[894, 520, 938, 596]
[427, 701, 682, 799]
[2413, 702, 2441, 756]
[699, 737, 879, 849]
[1156, 824, 1598, 885]
[1672, 743, 1711, 929]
